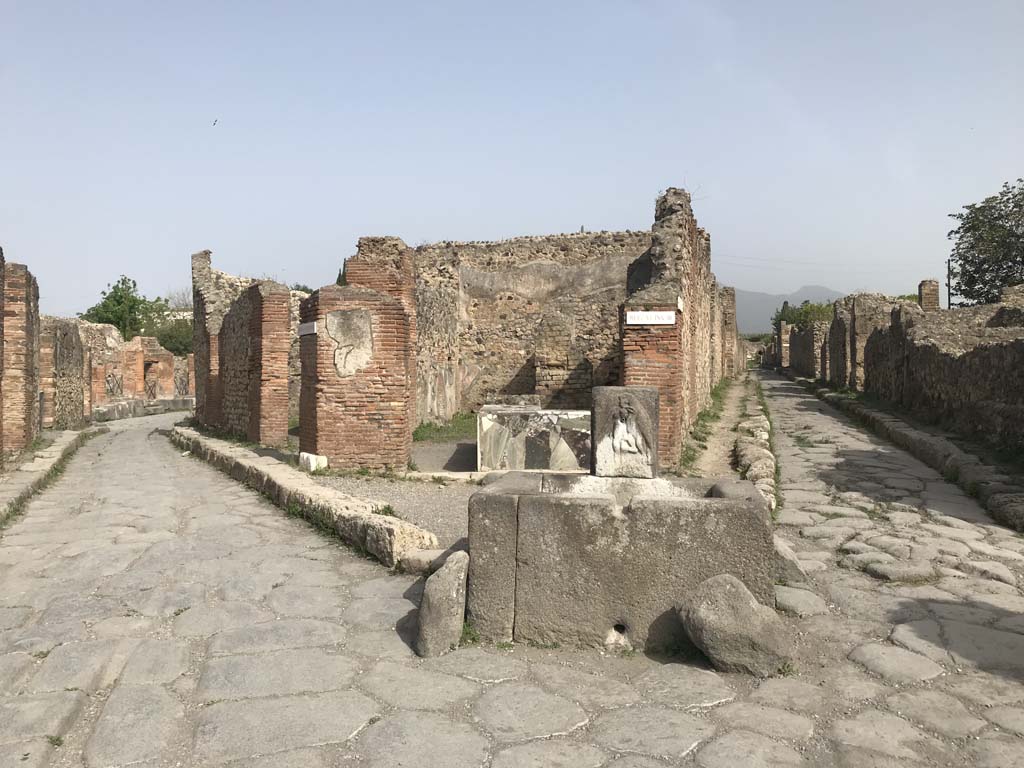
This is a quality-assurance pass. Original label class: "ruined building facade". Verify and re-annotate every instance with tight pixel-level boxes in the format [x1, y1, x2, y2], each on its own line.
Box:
[192, 188, 740, 469]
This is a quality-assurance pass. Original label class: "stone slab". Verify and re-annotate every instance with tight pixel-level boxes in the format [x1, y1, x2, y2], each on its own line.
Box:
[592, 386, 659, 478]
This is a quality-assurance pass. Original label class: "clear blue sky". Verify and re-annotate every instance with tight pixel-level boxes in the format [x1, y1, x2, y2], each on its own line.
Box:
[2, 0, 1021, 316]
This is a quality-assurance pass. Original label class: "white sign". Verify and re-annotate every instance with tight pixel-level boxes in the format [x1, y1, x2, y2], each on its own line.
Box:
[626, 311, 675, 326]
[298, 321, 318, 336]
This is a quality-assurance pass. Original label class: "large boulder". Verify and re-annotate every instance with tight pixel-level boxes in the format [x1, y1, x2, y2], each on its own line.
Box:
[680, 574, 795, 677]
[416, 551, 469, 657]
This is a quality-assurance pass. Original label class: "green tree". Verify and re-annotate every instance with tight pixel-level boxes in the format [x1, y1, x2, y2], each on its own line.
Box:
[771, 300, 833, 329]
[155, 318, 193, 356]
[80, 276, 161, 339]
[948, 179, 1024, 305]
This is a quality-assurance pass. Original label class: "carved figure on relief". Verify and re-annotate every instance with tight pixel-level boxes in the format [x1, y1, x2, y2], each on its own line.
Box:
[325, 309, 373, 376]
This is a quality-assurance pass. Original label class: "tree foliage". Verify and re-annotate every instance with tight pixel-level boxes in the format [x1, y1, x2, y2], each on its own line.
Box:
[771, 300, 833, 329]
[948, 179, 1024, 305]
[80, 275, 192, 354]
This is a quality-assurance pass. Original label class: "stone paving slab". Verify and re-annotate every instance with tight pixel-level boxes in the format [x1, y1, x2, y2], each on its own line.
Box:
[0, 408, 1021, 765]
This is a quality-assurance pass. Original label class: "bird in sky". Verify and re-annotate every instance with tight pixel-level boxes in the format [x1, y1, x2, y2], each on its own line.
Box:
[212, 119, 218, 126]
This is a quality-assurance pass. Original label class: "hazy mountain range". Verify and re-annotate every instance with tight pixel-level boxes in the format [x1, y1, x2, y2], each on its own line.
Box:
[735, 285, 845, 334]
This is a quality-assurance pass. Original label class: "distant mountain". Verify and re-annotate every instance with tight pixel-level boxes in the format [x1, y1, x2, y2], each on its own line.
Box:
[735, 285, 845, 334]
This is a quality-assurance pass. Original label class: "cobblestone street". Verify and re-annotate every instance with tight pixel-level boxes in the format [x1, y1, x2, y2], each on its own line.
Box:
[1, 401, 1023, 766]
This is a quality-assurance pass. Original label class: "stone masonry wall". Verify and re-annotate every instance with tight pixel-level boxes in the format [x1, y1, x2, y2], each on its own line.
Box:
[1, 260, 40, 459]
[217, 281, 290, 446]
[720, 286, 738, 379]
[40, 317, 87, 429]
[299, 284, 414, 470]
[828, 297, 853, 388]
[849, 294, 917, 391]
[192, 250, 305, 431]
[789, 321, 830, 380]
[864, 285, 1024, 453]
[414, 230, 651, 418]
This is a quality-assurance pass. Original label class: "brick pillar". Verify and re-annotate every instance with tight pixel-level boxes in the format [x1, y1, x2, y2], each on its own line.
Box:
[918, 279, 940, 312]
[2, 263, 40, 456]
[299, 284, 413, 470]
[621, 301, 685, 468]
[248, 285, 290, 445]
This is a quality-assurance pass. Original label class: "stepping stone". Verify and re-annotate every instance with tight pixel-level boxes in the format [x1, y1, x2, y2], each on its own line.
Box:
[696, 730, 803, 768]
[84, 685, 186, 767]
[591, 706, 714, 760]
[958, 560, 1016, 586]
[864, 560, 936, 583]
[984, 706, 1024, 736]
[774, 586, 827, 617]
[830, 710, 947, 762]
[357, 711, 488, 768]
[848, 643, 944, 683]
[633, 664, 734, 709]
[358, 661, 479, 710]
[885, 690, 985, 738]
[712, 702, 814, 740]
[749, 678, 829, 713]
[491, 741, 607, 768]
[473, 683, 587, 742]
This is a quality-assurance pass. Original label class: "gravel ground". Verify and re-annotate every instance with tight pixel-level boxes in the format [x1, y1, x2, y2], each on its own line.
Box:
[312, 473, 476, 548]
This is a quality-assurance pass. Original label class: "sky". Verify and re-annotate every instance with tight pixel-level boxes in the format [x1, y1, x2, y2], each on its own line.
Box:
[2, 1, 1021, 316]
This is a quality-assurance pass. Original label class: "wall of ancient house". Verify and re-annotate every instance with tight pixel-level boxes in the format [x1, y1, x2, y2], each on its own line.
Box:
[828, 298, 853, 388]
[720, 286, 738, 379]
[192, 250, 304, 430]
[849, 294, 917, 391]
[216, 281, 290, 445]
[1, 259, 41, 458]
[789, 321, 830, 380]
[864, 285, 1024, 453]
[299, 284, 414, 470]
[40, 317, 87, 430]
[413, 230, 651, 419]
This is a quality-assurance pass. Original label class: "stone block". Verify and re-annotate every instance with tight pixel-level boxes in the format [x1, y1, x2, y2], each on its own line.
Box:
[591, 386, 659, 478]
[477, 406, 589, 472]
[466, 474, 540, 642]
[504, 474, 773, 651]
[416, 551, 469, 657]
[298, 452, 328, 473]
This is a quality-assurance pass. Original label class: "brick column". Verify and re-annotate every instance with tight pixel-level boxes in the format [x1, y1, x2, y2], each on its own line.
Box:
[2, 263, 40, 457]
[299, 284, 413, 470]
[621, 301, 685, 468]
[248, 286, 290, 445]
[918, 279, 940, 312]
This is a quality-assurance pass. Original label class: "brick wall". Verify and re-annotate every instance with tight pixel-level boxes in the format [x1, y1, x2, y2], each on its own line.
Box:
[1, 260, 40, 458]
[217, 282, 290, 445]
[622, 302, 685, 467]
[918, 279, 941, 312]
[299, 285, 414, 470]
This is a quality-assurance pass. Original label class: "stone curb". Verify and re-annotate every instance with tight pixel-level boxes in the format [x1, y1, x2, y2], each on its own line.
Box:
[168, 426, 439, 567]
[777, 369, 1024, 532]
[0, 428, 107, 530]
[734, 382, 778, 513]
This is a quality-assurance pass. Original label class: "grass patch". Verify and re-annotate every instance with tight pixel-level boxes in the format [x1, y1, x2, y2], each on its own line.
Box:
[46, 735, 63, 748]
[495, 641, 514, 651]
[678, 379, 732, 471]
[413, 412, 477, 443]
[792, 433, 814, 448]
[460, 622, 480, 646]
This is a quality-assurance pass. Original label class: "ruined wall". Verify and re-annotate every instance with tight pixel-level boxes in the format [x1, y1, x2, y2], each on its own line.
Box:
[414, 231, 650, 418]
[849, 294, 917, 390]
[720, 286, 738, 379]
[864, 285, 1024, 453]
[40, 317, 87, 429]
[217, 281, 290, 445]
[1, 260, 40, 458]
[299, 284, 414, 470]
[192, 250, 303, 430]
[918, 279, 941, 312]
[789, 321, 830, 380]
[828, 298, 853, 388]
[775, 321, 791, 368]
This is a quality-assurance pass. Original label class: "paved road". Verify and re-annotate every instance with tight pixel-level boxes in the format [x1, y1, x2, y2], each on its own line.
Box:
[0, 398, 1022, 767]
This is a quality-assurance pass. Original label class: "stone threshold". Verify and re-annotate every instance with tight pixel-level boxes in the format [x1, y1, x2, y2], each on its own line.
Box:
[168, 426, 439, 568]
[0, 428, 106, 530]
[777, 369, 1024, 532]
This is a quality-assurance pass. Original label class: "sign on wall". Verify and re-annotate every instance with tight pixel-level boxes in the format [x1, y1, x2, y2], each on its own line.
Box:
[298, 321, 318, 336]
[625, 310, 676, 326]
